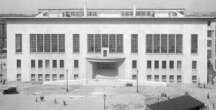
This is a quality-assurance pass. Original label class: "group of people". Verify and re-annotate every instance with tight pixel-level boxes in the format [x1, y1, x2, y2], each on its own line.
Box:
[35, 96, 67, 106]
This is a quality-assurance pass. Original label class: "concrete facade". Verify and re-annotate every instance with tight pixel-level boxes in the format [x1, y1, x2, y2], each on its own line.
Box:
[5, 17, 208, 84]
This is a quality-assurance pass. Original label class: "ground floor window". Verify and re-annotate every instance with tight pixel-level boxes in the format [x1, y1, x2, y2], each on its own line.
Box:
[31, 74, 36, 81]
[162, 75, 166, 82]
[60, 74, 65, 80]
[52, 74, 57, 81]
[154, 75, 159, 82]
[147, 75, 151, 81]
[132, 74, 137, 80]
[45, 74, 50, 81]
[169, 75, 174, 83]
[177, 75, 182, 83]
[17, 74, 21, 81]
[38, 74, 43, 81]
[192, 75, 197, 83]
[74, 74, 79, 79]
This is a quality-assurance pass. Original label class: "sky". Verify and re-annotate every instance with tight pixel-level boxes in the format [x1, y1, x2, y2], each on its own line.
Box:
[0, 0, 215, 14]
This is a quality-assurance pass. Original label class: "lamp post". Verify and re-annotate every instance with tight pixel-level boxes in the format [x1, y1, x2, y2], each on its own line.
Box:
[136, 69, 139, 93]
[104, 94, 106, 110]
[66, 69, 69, 92]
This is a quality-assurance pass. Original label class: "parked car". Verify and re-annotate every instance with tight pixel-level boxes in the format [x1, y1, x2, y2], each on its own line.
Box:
[3, 87, 19, 94]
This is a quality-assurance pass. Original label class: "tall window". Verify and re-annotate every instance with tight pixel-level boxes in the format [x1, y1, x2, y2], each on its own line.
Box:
[153, 34, 160, 53]
[37, 34, 43, 52]
[74, 60, 79, 68]
[31, 60, 35, 68]
[38, 60, 43, 68]
[44, 34, 51, 52]
[154, 61, 159, 69]
[132, 60, 137, 68]
[191, 34, 198, 54]
[131, 34, 138, 53]
[161, 34, 167, 53]
[73, 34, 79, 53]
[207, 30, 212, 37]
[59, 34, 65, 52]
[52, 60, 57, 68]
[51, 34, 58, 52]
[17, 59, 21, 68]
[176, 34, 183, 53]
[15, 34, 22, 52]
[30, 34, 36, 52]
[45, 60, 50, 68]
[146, 34, 153, 53]
[117, 34, 123, 53]
[192, 61, 197, 69]
[95, 34, 101, 53]
[147, 60, 151, 69]
[162, 61, 166, 69]
[177, 61, 182, 69]
[169, 61, 174, 69]
[102, 34, 108, 47]
[169, 34, 175, 53]
[109, 34, 116, 53]
[60, 60, 64, 68]
[87, 34, 94, 52]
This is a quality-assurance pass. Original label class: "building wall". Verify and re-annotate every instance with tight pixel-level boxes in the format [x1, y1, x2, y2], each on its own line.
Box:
[6, 18, 208, 83]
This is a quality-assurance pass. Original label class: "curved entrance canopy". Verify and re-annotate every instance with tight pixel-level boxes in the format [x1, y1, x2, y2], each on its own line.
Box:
[86, 57, 125, 62]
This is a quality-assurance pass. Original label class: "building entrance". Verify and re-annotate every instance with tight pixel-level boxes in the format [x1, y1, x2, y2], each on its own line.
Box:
[92, 62, 118, 79]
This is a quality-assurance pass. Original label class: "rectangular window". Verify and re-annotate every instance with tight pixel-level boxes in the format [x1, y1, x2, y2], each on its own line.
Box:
[60, 60, 64, 68]
[153, 34, 160, 53]
[45, 60, 50, 68]
[154, 75, 159, 81]
[109, 34, 116, 53]
[176, 34, 183, 53]
[169, 75, 174, 82]
[59, 34, 65, 52]
[102, 34, 108, 47]
[117, 34, 123, 53]
[162, 75, 166, 82]
[207, 40, 212, 47]
[74, 60, 79, 68]
[15, 34, 22, 52]
[52, 60, 57, 68]
[131, 34, 138, 53]
[154, 61, 159, 69]
[146, 34, 153, 53]
[161, 34, 167, 53]
[38, 74, 43, 81]
[168, 34, 175, 53]
[147, 60, 151, 69]
[177, 61, 182, 69]
[147, 75, 152, 81]
[31, 60, 35, 68]
[30, 34, 36, 52]
[17, 59, 21, 68]
[177, 75, 182, 83]
[31, 74, 36, 81]
[208, 50, 212, 58]
[191, 34, 198, 54]
[192, 61, 197, 69]
[207, 30, 211, 37]
[44, 34, 51, 52]
[38, 60, 43, 68]
[132, 60, 137, 68]
[192, 75, 197, 83]
[73, 34, 79, 53]
[60, 74, 65, 80]
[162, 61, 166, 69]
[45, 74, 50, 81]
[51, 34, 58, 52]
[169, 61, 174, 69]
[37, 34, 44, 52]
[95, 34, 101, 53]
[87, 34, 94, 52]
[17, 74, 21, 81]
[52, 74, 57, 81]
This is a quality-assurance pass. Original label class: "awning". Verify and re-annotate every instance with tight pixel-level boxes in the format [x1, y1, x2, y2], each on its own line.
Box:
[86, 57, 125, 62]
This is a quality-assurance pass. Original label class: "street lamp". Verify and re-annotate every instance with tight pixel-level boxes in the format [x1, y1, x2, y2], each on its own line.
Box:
[104, 94, 106, 110]
[136, 69, 139, 93]
[66, 69, 69, 92]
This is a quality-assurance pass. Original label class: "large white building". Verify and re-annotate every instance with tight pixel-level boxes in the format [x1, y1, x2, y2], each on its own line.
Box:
[2, 8, 211, 84]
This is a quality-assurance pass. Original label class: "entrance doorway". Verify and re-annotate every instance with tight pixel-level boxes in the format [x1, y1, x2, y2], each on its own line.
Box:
[92, 62, 118, 79]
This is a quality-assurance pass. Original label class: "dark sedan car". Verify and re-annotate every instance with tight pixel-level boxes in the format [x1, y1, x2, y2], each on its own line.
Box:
[3, 87, 19, 94]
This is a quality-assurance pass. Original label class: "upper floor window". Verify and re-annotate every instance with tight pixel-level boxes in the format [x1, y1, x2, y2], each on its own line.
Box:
[38, 60, 43, 68]
[154, 61, 159, 69]
[59, 34, 65, 52]
[169, 61, 174, 69]
[60, 60, 64, 68]
[30, 34, 36, 52]
[207, 30, 212, 37]
[45, 60, 50, 68]
[191, 34, 198, 54]
[74, 60, 79, 68]
[192, 61, 197, 69]
[17, 59, 21, 68]
[52, 60, 57, 68]
[177, 61, 182, 69]
[132, 60, 137, 68]
[73, 34, 80, 53]
[147, 60, 151, 69]
[15, 34, 22, 53]
[131, 34, 138, 53]
[146, 34, 153, 53]
[162, 61, 166, 69]
[31, 60, 35, 68]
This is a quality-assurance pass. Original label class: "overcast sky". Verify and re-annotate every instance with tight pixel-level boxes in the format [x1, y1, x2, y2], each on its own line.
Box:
[0, 0, 215, 14]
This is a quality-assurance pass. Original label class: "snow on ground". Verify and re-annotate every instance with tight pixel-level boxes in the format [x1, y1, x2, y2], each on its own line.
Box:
[0, 82, 215, 110]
